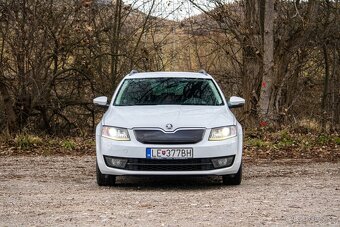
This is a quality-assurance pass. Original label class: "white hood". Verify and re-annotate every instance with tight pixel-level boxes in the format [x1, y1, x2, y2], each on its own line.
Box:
[103, 105, 235, 130]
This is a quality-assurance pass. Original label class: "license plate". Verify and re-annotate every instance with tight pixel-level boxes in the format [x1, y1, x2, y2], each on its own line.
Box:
[146, 148, 193, 159]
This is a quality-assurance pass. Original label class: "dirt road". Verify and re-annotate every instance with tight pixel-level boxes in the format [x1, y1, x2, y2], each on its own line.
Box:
[0, 156, 339, 226]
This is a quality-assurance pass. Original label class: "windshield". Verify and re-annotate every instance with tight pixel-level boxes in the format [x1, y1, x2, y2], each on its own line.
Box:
[114, 78, 224, 106]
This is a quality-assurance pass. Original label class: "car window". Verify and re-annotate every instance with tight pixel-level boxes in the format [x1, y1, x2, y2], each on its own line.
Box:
[114, 78, 224, 106]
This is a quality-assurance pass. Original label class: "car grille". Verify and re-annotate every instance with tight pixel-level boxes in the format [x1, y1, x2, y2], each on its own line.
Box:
[125, 158, 214, 171]
[134, 129, 205, 144]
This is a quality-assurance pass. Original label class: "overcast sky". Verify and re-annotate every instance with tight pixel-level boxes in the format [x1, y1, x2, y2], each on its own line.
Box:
[124, 0, 217, 20]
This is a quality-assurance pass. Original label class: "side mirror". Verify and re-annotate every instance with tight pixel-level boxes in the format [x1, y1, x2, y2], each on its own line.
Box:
[93, 96, 109, 107]
[228, 96, 245, 108]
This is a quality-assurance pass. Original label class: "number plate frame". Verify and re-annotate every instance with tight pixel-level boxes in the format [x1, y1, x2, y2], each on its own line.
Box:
[146, 148, 194, 159]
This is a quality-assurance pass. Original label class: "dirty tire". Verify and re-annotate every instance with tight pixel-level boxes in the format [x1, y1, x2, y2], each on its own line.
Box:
[96, 161, 116, 186]
[222, 163, 242, 185]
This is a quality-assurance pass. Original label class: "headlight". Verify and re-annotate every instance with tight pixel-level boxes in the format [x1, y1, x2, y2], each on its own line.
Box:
[102, 126, 130, 141]
[209, 126, 237, 141]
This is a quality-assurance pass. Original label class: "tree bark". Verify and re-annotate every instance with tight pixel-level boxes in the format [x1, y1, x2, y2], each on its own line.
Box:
[241, 0, 263, 126]
[111, 0, 122, 88]
[259, 0, 275, 124]
[0, 81, 17, 132]
[321, 44, 330, 129]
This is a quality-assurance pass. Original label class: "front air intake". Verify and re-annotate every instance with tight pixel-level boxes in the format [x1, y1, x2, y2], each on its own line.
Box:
[134, 129, 205, 144]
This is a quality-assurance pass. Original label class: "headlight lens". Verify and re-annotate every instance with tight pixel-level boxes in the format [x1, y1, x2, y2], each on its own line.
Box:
[102, 126, 130, 141]
[209, 126, 237, 141]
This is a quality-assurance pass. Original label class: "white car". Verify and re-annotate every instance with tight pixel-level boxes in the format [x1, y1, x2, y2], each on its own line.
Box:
[94, 70, 245, 186]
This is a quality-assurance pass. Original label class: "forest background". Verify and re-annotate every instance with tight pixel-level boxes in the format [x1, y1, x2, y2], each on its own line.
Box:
[0, 0, 338, 159]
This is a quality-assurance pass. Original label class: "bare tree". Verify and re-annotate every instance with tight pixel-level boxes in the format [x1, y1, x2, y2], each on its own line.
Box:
[258, 0, 274, 124]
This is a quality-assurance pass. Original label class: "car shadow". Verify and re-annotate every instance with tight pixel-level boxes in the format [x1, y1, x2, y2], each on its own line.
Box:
[113, 175, 227, 191]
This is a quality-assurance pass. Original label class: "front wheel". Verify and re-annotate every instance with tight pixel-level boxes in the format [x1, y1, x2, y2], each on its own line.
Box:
[96, 161, 116, 186]
[222, 163, 242, 185]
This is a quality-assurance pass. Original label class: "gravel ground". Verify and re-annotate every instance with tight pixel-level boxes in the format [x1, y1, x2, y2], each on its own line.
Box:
[0, 156, 339, 226]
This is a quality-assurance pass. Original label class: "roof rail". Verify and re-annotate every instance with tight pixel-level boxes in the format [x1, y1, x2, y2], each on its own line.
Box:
[129, 70, 138, 75]
[198, 69, 208, 75]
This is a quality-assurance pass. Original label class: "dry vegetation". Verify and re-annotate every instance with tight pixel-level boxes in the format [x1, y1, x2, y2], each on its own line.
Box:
[1, 128, 338, 163]
[0, 0, 339, 155]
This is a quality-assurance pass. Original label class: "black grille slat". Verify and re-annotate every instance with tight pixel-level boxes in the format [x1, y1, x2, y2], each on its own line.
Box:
[134, 129, 205, 144]
[129, 163, 211, 166]
[125, 158, 214, 171]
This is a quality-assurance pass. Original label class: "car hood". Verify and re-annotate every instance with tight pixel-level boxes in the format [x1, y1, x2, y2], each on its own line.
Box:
[103, 105, 235, 130]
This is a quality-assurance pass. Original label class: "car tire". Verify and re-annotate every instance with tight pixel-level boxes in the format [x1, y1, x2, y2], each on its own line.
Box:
[222, 163, 242, 185]
[96, 161, 116, 186]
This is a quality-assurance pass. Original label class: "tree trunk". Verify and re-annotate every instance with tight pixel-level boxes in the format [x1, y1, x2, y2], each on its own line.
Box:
[111, 0, 122, 88]
[259, 0, 275, 124]
[242, 0, 263, 127]
[242, 43, 262, 126]
[0, 82, 17, 132]
[332, 45, 340, 131]
[321, 44, 330, 129]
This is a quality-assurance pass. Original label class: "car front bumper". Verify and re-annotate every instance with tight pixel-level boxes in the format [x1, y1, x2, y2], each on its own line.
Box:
[96, 127, 243, 176]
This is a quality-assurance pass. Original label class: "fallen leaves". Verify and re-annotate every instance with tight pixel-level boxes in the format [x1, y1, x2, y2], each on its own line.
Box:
[0, 130, 339, 162]
[244, 130, 339, 162]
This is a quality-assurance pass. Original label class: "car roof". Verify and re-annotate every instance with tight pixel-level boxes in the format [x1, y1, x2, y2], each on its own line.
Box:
[125, 71, 213, 79]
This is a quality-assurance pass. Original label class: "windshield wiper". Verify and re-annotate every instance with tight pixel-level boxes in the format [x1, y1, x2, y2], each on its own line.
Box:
[133, 103, 158, 105]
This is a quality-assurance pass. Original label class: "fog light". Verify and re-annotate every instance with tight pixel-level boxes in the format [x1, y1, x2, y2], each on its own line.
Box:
[211, 156, 234, 168]
[104, 156, 127, 169]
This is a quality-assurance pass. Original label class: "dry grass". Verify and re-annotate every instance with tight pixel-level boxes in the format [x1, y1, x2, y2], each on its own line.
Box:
[0, 129, 339, 161]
